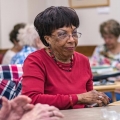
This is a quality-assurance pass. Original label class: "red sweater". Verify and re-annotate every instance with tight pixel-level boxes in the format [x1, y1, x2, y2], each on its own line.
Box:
[22, 48, 93, 110]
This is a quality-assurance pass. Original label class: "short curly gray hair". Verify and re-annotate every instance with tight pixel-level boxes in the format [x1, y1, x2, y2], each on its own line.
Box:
[100, 19, 120, 37]
[17, 24, 39, 47]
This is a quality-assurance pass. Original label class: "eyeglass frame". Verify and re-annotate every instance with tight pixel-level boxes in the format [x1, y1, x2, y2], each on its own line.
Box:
[50, 32, 82, 40]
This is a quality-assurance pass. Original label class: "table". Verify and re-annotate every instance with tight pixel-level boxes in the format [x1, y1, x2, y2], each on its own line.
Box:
[109, 100, 120, 106]
[61, 106, 120, 120]
[94, 82, 120, 102]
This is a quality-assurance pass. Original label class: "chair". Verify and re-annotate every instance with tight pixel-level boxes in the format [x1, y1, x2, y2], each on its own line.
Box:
[0, 64, 23, 101]
[0, 54, 4, 64]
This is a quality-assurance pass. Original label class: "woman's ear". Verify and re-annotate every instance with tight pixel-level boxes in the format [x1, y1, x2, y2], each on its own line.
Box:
[44, 36, 51, 45]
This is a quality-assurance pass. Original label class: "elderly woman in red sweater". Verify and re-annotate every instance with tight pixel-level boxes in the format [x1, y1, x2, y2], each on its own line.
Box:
[22, 6, 109, 110]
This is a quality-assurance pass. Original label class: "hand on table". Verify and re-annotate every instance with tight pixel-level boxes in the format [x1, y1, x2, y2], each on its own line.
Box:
[77, 90, 110, 107]
[0, 95, 64, 120]
[0, 95, 33, 120]
[20, 104, 64, 120]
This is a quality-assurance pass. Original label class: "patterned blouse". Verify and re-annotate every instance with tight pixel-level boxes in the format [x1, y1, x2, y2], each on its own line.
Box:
[10, 45, 36, 64]
[90, 44, 120, 67]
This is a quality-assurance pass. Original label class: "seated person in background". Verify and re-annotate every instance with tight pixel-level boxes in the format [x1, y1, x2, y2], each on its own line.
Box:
[0, 95, 64, 120]
[10, 24, 45, 64]
[90, 19, 120, 69]
[90, 19, 120, 102]
[2, 23, 26, 65]
[22, 6, 109, 110]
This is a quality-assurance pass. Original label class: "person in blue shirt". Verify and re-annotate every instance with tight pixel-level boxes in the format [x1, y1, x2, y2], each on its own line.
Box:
[10, 24, 45, 64]
[2, 23, 26, 64]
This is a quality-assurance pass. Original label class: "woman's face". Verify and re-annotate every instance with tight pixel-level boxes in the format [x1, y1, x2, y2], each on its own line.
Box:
[103, 34, 118, 50]
[45, 26, 79, 58]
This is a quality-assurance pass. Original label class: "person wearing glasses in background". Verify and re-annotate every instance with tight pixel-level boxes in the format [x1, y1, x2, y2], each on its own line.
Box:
[90, 20, 120, 102]
[22, 6, 109, 110]
[90, 19, 120, 68]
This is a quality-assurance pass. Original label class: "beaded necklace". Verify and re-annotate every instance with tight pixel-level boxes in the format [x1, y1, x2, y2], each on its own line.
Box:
[48, 48, 73, 72]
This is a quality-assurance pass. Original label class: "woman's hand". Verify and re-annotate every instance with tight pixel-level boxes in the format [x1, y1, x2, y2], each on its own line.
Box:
[20, 104, 64, 120]
[77, 90, 110, 107]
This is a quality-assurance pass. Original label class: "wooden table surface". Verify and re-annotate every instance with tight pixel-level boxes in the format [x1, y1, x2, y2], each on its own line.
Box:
[61, 106, 120, 120]
[93, 82, 120, 92]
[93, 82, 120, 102]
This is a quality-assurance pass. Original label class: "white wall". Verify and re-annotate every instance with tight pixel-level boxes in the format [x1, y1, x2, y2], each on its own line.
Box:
[0, 0, 28, 49]
[27, 0, 46, 23]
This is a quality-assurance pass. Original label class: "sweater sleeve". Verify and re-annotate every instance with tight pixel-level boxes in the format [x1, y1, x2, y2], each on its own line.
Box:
[86, 58, 93, 91]
[22, 54, 78, 110]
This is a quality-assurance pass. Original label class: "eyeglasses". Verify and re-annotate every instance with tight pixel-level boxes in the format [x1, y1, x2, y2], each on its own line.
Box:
[51, 32, 82, 40]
